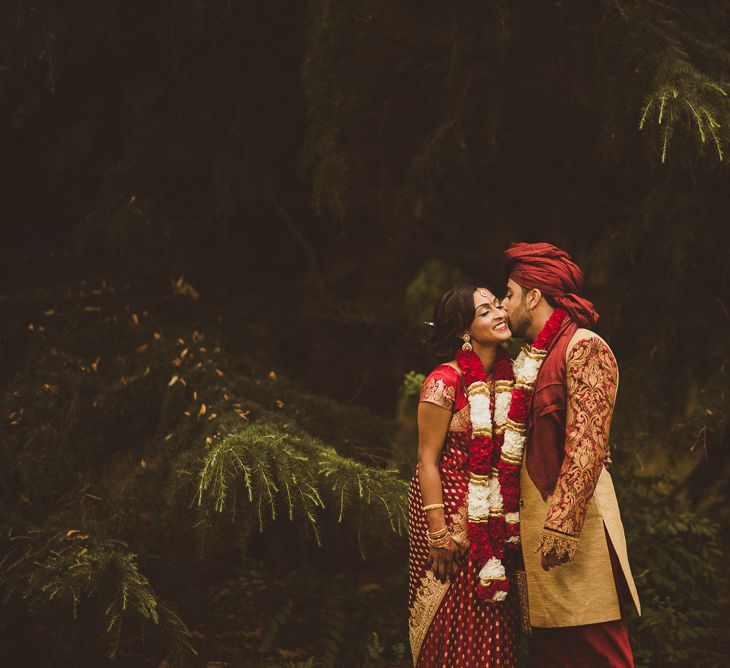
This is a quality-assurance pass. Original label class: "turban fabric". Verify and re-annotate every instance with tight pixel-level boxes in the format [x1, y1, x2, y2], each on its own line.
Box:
[504, 242, 599, 328]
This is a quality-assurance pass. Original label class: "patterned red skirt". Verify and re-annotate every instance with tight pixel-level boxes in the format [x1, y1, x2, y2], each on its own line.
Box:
[408, 431, 519, 667]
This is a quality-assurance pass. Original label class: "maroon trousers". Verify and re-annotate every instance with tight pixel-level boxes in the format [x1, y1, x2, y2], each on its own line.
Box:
[529, 532, 635, 668]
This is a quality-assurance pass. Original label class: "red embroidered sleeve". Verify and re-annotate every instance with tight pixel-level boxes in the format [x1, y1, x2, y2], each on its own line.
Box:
[538, 337, 618, 560]
[419, 367, 457, 411]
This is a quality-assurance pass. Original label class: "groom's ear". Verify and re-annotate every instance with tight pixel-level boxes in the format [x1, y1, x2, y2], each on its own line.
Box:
[526, 288, 543, 310]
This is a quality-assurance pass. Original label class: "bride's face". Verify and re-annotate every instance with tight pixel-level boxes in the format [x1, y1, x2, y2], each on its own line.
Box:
[467, 288, 511, 346]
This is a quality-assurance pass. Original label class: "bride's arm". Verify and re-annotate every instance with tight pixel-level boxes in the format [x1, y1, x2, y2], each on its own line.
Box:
[417, 401, 462, 583]
[417, 401, 451, 532]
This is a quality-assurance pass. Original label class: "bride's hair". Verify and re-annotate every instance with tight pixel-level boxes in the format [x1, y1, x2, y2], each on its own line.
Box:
[430, 280, 493, 359]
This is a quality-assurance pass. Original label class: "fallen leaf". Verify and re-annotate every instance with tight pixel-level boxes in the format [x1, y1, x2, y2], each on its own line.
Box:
[277, 648, 308, 659]
[358, 582, 383, 593]
[168, 375, 179, 386]
[198, 403, 207, 417]
[268, 371, 277, 381]
[140, 459, 147, 469]
[215, 369, 225, 377]
[234, 407, 250, 420]
[275, 399, 285, 409]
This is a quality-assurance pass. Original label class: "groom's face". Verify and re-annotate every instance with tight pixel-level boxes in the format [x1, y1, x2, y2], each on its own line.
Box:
[502, 279, 532, 338]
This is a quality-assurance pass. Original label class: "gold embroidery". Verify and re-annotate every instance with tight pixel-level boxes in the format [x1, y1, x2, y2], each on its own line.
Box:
[408, 505, 468, 665]
[420, 377, 456, 410]
[450, 504, 469, 552]
[543, 337, 618, 555]
[514, 569, 531, 636]
[449, 404, 471, 432]
[537, 528, 580, 560]
[408, 570, 450, 666]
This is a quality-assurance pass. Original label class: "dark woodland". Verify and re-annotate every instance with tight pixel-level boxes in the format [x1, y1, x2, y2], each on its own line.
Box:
[1, 1, 729, 666]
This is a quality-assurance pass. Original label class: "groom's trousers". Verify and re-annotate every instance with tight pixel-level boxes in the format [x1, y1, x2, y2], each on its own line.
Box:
[527, 534, 635, 668]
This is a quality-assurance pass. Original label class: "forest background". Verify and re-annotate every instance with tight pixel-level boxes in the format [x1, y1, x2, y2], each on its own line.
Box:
[1, 1, 729, 666]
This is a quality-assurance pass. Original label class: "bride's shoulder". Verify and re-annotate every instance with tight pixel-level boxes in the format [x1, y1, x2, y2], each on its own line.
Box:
[424, 361, 461, 383]
[420, 362, 460, 409]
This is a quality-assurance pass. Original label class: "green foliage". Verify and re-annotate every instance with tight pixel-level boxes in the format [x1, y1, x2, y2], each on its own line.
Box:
[203, 558, 410, 667]
[0, 279, 410, 663]
[197, 422, 408, 549]
[0, 525, 192, 659]
[404, 260, 464, 327]
[616, 472, 728, 666]
[400, 371, 426, 400]
[639, 45, 729, 162]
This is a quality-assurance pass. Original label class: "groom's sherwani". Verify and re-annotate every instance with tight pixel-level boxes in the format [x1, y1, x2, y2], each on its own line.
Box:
[519, 316, 640, 642]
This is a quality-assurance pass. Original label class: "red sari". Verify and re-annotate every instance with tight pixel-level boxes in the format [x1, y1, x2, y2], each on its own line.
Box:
[408, 364, 519, 667]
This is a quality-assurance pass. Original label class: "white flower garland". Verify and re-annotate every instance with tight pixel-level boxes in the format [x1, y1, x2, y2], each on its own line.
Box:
[467, 343, 551, 599]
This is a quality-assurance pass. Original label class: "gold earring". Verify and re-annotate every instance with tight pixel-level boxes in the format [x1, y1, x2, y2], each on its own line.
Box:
[461, 333, 472, 352]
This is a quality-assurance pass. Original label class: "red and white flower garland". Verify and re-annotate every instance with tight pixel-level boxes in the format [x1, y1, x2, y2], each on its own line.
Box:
[455, 308, 567, 602]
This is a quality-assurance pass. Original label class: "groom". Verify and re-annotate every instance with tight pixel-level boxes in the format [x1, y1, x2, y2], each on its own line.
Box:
[501, 242, 641, 667]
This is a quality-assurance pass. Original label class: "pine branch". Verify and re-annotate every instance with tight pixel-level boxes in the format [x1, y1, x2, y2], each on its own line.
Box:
[636, 11, 730, 163]
[196, 423, 408, 547]
[0, 527, 194, 658]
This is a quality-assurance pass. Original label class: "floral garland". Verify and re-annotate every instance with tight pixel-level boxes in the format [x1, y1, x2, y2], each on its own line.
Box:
[455, 308, 567, 602]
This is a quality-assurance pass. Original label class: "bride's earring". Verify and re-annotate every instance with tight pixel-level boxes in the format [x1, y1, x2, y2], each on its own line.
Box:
[461, 333, 472, 352]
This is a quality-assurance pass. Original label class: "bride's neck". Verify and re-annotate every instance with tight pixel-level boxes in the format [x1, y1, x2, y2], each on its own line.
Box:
[472, 344, 497, 374]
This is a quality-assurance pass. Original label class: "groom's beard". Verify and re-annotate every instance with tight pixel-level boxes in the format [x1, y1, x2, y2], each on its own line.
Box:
[508, 306, 531, 339]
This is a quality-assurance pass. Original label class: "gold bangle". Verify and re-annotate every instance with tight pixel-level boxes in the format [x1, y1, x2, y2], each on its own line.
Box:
[426, 526, 448, 539]
[428, 535, 451, 549]
[422, 503, 445, 512]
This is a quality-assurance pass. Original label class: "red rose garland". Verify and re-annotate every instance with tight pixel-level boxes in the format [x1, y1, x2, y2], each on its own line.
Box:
[456, 308, 567, 602]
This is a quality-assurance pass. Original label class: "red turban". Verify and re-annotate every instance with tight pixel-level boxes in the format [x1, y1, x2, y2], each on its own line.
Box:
[504, 242, 599, 327]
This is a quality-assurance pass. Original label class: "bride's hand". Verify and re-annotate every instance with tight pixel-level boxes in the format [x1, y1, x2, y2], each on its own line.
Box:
[426, 538, 462, 583]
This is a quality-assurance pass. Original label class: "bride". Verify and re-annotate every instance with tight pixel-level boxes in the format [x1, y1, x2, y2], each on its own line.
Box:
[407, 280, 522, 667]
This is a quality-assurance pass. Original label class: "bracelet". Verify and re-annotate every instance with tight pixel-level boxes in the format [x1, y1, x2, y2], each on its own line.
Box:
[426, 526, 448, 539]
[428, 535, 452, 549]
[422, 503, 445, 512]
